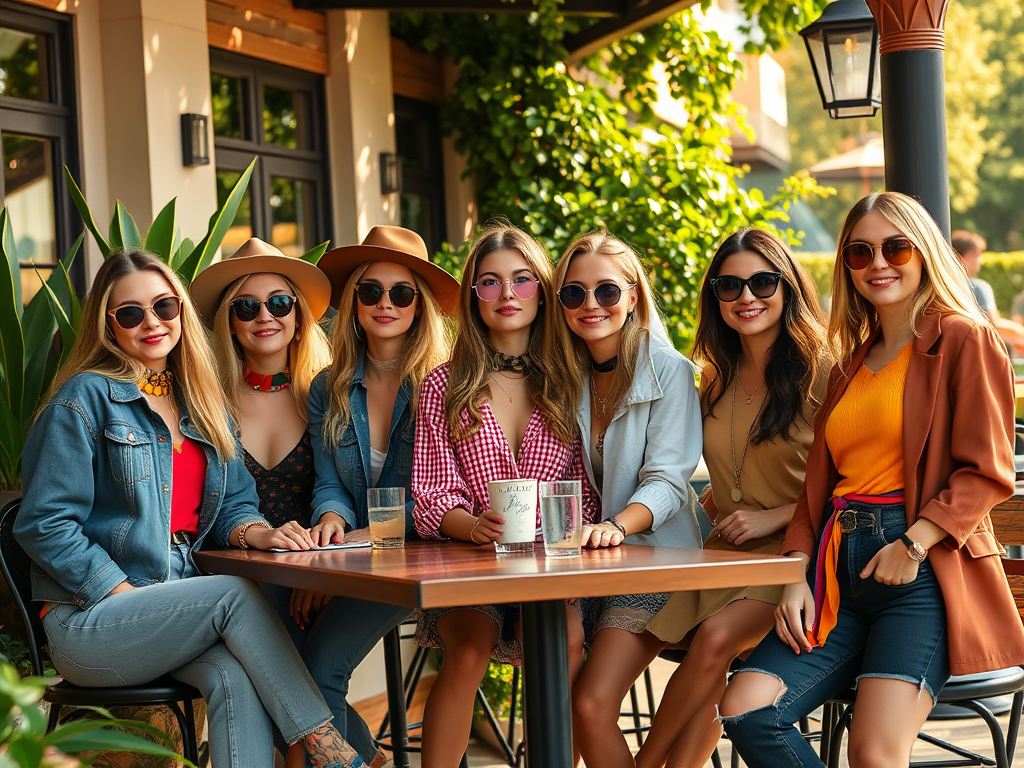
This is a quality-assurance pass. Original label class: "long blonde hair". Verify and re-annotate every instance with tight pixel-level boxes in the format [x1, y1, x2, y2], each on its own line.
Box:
[322, 263, 451, 446]
[49, 250, 237, 459]
[210, 273, 332, 425]
[830, 192, 988, 364]
[446, 223, 579, 444]
[553, 230, 656, 419]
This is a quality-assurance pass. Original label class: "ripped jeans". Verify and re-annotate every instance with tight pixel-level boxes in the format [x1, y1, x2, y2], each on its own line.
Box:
[722, 503, 949, 768]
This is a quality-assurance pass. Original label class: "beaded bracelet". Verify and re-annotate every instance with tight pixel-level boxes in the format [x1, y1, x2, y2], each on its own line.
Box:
[238, 520, 272, 549]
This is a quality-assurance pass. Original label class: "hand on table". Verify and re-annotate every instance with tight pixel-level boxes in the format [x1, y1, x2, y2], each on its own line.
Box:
[290, 588, 333, 630]
[581, 521, 624, 548]
[310, 512, 348, 546]
[247, 520, 316, 551]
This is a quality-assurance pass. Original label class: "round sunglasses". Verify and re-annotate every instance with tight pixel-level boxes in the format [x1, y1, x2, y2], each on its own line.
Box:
[107, 296, 182, 330]
[842, 236, 916, 271]
[356, 282, 420, 308]
[473, 276, 540, 302]
[230, 294, 296, 322]
[709, 272, 783, 302]
[557, 282, 636, 310]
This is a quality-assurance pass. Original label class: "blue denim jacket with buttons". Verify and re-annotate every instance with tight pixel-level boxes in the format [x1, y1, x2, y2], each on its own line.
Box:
[14, 372, 265, 610]
[308, 355, 416, 532]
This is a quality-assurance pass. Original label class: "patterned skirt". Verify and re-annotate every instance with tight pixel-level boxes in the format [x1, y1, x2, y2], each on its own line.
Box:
[582, 591, 671, 645]
[414, 604, 523, 666]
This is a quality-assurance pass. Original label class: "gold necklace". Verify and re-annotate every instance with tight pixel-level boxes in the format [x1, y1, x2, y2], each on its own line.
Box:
[490, 372, 526, 404]
[729, 378, 767, 503]
[591, 375, 609, 415]
[737, 367, 765, 406]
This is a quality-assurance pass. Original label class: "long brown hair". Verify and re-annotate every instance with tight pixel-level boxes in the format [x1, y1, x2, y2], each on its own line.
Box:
[446, 223, 578, 443]
[552, 230, 655, 420]
[830, 192, 987, 365]
[49, 250, 237, 458]
[210, 273, 332, 425]
[693, 228, 829, 443]
[323, 263, 451, 446]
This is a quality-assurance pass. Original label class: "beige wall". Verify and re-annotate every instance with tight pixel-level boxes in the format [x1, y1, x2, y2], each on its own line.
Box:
[442, 59, 476, 248]
[325, 10, 398, 247]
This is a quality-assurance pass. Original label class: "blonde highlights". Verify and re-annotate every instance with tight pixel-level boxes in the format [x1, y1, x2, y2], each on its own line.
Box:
[446, 223, 579, 444]
[210, 273, 332, 425]
[322, 263, 451, 446]
[49, 250, 238, 459]
[553, 230, 654, 419]
[829, 192, 987, 365]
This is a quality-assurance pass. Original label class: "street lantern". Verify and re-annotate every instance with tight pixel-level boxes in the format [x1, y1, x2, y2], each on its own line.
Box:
[800, 0, 881, 119]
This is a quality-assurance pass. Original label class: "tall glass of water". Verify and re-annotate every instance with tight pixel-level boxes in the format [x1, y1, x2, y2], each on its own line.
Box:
[367, 487, 406, 549]
[539, 480, 582, 557]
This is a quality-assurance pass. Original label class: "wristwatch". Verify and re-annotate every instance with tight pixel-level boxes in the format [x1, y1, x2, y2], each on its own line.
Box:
[898, 533, 927, 562]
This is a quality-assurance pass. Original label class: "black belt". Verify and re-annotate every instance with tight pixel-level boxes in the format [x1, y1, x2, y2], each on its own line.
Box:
[171, 530, 194, 545]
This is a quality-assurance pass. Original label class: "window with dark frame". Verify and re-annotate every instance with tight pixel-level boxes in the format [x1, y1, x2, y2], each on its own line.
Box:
[394, 95, 446, 256]
[0, 1, 81, 304]
[209, 50, 330, 259]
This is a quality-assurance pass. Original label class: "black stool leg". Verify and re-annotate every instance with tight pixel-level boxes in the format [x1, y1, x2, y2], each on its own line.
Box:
[182, 699, 200, 765]
[46, 702, 61, 733]
[383, 627, 410, 768]
[460, 750, 470, 768]
[629, 683, 644, 747]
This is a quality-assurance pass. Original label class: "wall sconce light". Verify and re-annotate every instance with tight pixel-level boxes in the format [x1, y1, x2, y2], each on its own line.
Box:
[181, 113, 210, 166]
[380, 152, 402, 194]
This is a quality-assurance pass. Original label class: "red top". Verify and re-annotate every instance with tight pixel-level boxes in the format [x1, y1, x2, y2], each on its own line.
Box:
[171, 438, 207, 536]
[412, 363, 598, 539]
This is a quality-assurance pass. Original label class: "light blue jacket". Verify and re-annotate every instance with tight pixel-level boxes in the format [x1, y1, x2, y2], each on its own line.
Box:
[308, 355, 417, 533]
[15, 373, 265, 610]
[579, 332, 703, 548]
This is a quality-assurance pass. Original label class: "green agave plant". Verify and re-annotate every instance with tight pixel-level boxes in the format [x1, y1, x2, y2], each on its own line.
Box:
[0, 663, 192, 768]
[0, 155, 329, 491]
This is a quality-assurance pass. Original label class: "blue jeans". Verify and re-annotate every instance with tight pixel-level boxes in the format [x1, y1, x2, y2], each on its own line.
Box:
[43, 544, 333, 768]
[722, 503, 949, 768]
[262, 583, 411, 763]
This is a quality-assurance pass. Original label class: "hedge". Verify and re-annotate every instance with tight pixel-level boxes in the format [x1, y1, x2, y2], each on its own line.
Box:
[795, 252, 1024, 317]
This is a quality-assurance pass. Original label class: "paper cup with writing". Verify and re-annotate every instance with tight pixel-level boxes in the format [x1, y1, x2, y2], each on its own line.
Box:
[487, 479, 538, 554]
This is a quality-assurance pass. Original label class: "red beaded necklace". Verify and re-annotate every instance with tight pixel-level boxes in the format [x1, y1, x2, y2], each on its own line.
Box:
[242, 365, 291, 392]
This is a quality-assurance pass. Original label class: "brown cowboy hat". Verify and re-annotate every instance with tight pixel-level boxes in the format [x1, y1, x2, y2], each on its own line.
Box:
[317, 226, 460, 313]
[189, 238, 332, 325]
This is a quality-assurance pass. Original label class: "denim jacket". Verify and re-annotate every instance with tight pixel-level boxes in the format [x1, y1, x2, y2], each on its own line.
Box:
[308, 355, 416, 532]
[15, 373, 265, 610]
[579, 332, 703, 548]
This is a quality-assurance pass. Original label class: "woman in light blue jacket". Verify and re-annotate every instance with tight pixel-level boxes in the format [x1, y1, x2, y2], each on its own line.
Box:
[552, 230, 702, 768]
[16, 250, 381, 768]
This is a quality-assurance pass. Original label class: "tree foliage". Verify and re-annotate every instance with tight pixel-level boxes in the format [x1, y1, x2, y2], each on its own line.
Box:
[392, 0, 828, 347]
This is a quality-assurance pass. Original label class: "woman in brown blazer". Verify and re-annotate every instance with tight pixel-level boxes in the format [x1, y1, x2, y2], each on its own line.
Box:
[718, 191, 1024, 768]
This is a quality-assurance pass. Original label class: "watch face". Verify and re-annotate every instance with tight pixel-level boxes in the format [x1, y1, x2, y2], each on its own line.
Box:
[911, 542, 927, 560]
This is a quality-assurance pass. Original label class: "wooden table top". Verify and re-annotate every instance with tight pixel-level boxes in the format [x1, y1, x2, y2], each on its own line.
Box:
[195, 541, 805, 610]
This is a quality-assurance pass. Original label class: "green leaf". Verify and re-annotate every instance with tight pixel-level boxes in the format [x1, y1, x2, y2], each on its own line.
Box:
[300, 241, 330, 264]
[64, 166, 111, 257]
[49, 729, 192, 764]
[33, 264, 77, 371]
[0, 210, 25, 426]
[109, 201, 143, 253]
[145, 198, 177, 261]
[178, 157, 256, 283]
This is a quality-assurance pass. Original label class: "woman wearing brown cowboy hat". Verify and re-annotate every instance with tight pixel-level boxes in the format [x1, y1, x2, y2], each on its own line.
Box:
[306, 225, 457, 762]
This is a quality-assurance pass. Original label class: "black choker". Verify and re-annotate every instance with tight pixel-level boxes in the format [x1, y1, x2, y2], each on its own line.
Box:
[592, 356, 618, 373]
[490, 348, 531, 374]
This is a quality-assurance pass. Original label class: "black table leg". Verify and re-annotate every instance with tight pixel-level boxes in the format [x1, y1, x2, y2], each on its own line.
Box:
[383, 628, 410, 767]
[521, 599, 573, 768]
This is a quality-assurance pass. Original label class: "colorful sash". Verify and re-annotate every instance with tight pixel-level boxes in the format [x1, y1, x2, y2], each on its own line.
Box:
[807, 490, 906, 647]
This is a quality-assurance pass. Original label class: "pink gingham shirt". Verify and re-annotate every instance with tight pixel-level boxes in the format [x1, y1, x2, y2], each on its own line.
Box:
[413, 364, 598, 539]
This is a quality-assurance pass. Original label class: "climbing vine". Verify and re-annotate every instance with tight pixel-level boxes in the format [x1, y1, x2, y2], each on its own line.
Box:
[393, 0, 829, 346]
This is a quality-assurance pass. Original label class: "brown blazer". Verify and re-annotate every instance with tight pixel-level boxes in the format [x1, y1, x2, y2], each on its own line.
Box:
[783, 312, 1024, 676]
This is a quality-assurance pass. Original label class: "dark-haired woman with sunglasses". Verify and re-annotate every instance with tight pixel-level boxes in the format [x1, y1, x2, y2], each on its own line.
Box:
[193, 238, 363, 767]
[19, 249, 382, 768]
[551, 230, 703, 768]
[631, 228, 829, 768]
[411, 222, 596, 767]
[719, 192, 1024, 768]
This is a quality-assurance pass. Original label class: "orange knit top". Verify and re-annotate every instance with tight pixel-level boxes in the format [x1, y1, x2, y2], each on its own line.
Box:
[825, 343, 912, 496]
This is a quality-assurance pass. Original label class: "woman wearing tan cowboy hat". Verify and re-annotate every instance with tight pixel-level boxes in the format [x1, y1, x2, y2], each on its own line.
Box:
[192, 238, 390, 768]
[303, 225, 456, 762]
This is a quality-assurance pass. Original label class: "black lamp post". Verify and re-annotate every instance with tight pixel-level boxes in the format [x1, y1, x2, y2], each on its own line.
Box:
[800, 0, 881, 119]
[801, 0, 952, 239]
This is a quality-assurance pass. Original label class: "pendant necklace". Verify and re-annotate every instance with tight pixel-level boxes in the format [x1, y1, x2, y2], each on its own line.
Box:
[737, 367, 765, 406]
[591, 375, 609, 416]
[490, 372, 526, 404]
[730, 377, 767, 503]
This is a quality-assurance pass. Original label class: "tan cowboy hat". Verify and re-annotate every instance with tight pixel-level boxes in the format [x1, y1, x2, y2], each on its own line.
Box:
[317, 226, 461, 313]
[189, 238, 332, 325]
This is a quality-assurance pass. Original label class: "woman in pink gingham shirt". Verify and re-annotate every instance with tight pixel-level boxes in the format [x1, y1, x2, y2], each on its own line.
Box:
[412, 223, 596, 768]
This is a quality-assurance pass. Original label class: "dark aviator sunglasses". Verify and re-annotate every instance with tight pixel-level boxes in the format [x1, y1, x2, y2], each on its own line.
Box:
[709, 272, 782, 303]
[107, 296, 182, 330]
[557, 282, 635, 310]
[355, 282, 420, 308]
[230, 294, 297, 322]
